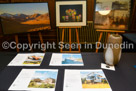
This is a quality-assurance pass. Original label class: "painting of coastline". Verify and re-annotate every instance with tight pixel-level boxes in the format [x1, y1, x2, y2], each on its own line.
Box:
[80, 70, 110, 89]
[28, 71, 57, 88]
[0, 3, 50, 34]
[62, 54, 83, 64]
[23, 55, 44, 65]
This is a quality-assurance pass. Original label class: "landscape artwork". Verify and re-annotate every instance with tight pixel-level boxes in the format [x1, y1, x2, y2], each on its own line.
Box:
[49, 53, 84, 66]
[23, 54, 44, 65]
[60, 5, 82, 22]
[94, 0, 130, 30]
[62, 54, 83, 64]
[28, 71, 57, 88]
[63, 69, 112, 91]
[0, 3, 50, 34]
[80, 70, 110, 89]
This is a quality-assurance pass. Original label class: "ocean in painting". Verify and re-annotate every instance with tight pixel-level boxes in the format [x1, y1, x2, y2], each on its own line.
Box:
[62, 59, 83, 64]
[62, 54, 83, 64]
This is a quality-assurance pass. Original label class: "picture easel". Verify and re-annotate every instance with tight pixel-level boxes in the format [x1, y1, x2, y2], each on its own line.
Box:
[27, 33, 33, 52]
[59, 26, 81, 53]
[95, 30, 125, 53]
[14, 31, 45, 52]
[38, 32, 45, 53]
[15, 35, 19, 52]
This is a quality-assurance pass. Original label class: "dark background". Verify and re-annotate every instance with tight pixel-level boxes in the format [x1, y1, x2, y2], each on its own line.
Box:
[60, 5, 83, 22]
[0, 0, 136, 52]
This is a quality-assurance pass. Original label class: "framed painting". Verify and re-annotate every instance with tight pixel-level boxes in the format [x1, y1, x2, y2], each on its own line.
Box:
[94, 0, 131, 30]
[56, 1, 86, 27]
[0, 2, 51, 35]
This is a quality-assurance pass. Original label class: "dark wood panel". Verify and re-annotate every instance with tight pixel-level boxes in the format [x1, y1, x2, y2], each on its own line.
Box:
[131, 0, 136, 31]
[0, 0, 10, 3]
[0, 23, 2, 35]
[87, 0, 95, 21]
[11, 0, 40, 2]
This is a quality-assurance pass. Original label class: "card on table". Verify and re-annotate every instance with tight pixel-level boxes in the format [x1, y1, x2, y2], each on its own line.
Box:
[63, 69, 112, 91]
[8, 53, 45, 66]
[9, 69, 58, 91]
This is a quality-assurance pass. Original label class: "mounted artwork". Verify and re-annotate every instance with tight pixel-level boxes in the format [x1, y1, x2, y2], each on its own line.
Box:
[0, 3, 51, 35]
[56, 1, 86, 26]
[94, 0, 131, 30]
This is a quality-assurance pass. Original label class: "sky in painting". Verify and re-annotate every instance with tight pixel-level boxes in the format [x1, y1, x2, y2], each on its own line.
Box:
[32, 71, 58, 80]
[62, 54, 82, 61]
[80, 71, 105, 78]
[0, 3, 49, 15]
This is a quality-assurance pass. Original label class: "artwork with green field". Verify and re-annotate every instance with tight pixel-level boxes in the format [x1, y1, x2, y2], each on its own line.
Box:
[28, 71, 57, 88]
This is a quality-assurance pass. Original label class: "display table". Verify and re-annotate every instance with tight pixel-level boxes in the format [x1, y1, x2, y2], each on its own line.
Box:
[0, 52, 136, 91]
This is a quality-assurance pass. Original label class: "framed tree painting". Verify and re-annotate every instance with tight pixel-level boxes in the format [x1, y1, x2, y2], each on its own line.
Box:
[56, 1, 86, 26]
[94, 0, 131, 30]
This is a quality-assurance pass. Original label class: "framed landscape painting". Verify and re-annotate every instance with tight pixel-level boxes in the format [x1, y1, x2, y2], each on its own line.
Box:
[94, 0, 131, 30]
[56, 1, 86, 26]
[0, 3, 51, 35]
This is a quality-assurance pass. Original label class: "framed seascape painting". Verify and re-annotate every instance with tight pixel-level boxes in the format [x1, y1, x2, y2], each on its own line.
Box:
[0, 3, 51, 35]
[94, 0, 131, 30]
[56, 1, 86, 26]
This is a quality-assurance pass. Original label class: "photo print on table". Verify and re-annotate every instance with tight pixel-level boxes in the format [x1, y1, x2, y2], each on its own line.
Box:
[49, 53, 84, 66]
[80, 70, 110, 89]
[63, 69, 112, 91]
[28, 71, 58, 88]
[23, 54, 44, 65]
[62, 54, 83, 64]
[8, 53, 45, 66]
[8, 69, 58, 91]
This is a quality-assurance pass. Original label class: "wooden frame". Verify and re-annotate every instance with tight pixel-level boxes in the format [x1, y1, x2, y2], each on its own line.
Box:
[15, 35, 19, 52]
[59, 26, 81, 53]
[38, 32, 45, 53]
[27, 33, 33, 52]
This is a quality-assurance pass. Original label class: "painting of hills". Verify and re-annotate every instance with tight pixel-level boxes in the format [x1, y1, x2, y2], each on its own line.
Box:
[28, 71, 58, 88]
[0, 3, 50, 34]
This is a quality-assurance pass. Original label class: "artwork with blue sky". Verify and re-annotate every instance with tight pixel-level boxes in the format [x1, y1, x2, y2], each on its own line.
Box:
[80, 71, 105, 78]
[62, 54, 82, 61]
[80, 70, 110, 89]
[32, 71, 58, 80]
[62, 54, 83, 64]
[0, 3, 50, 34]
[28, 70, 58, 88]
[0, 3, 49, 15]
